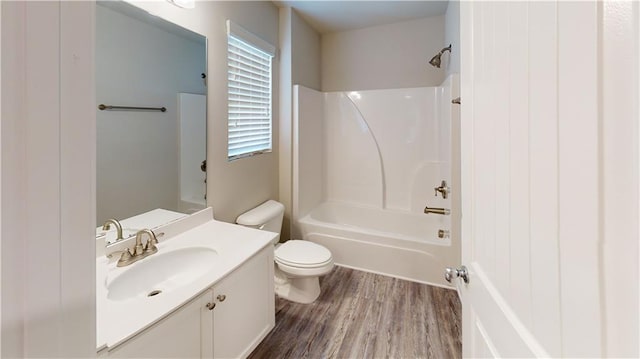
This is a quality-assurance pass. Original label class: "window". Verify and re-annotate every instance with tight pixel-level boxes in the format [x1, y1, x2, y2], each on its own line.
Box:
[226, 20, 275, 160]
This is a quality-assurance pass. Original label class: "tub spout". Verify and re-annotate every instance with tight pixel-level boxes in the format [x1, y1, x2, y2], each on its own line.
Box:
[424, 206, 450, 215]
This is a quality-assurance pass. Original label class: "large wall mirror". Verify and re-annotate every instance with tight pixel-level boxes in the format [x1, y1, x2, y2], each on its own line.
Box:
[96, 1, 207, 241]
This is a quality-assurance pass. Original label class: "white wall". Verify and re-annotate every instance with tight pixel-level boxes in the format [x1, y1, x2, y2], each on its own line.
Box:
[292, 10, 321, 90]
[279, 7, 322, 241]
[0, 4, 3, 354]
[1, 4, 26, 355]
[444, 0, 460, 75]
[278, 7, 293, 242]
[128, 1, 280, 224]
[321, 16, 445, 92]
[1, 1, 95, 357]
[96, 4, 206, 224]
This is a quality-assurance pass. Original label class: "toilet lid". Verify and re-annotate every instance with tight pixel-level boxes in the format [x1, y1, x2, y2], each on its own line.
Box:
[275, 240, 332, 268]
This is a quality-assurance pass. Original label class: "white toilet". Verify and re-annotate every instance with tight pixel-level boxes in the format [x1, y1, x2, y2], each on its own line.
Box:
[236, 200, 334, 304]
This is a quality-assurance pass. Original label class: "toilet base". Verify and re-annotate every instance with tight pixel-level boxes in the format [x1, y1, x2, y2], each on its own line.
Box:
[274, 267, 321, 304]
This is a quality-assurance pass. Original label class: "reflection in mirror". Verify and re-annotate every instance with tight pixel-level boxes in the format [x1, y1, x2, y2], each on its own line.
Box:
[96, 1, 207, 243]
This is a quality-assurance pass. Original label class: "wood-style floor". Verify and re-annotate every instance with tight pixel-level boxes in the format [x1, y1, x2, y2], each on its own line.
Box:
[248, 266, 462, 359]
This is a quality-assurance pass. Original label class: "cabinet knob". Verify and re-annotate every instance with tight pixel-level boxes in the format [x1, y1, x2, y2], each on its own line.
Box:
[206, 302, 216, 310]
[217, 294, 226, 302]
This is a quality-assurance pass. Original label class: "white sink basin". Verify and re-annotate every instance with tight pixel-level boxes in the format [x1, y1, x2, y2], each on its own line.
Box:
[107, 247, 218, 301]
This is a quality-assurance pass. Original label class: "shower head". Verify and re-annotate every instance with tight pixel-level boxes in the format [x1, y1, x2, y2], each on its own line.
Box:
[429, 54, 442, 68]
[429, 44, 452, 68]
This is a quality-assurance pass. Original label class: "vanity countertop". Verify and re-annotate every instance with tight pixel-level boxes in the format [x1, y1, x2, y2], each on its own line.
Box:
[96, 213, 276, 351]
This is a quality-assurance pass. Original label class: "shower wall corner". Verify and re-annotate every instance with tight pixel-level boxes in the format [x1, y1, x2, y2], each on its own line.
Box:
[292, 85, 325, 238]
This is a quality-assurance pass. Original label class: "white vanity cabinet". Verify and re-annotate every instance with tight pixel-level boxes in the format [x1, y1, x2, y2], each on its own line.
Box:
[105, 245, 274, 359]
[108, 288, 214, 359]
[213, 246, 275, 358]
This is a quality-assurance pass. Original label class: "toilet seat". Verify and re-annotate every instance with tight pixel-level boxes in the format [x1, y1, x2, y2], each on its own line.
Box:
[275, 240, 333, 268]
[276, 256, 333, 269]
[276, 260, 333, 278]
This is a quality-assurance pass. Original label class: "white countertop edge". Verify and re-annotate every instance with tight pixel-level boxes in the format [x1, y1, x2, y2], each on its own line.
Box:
[96, 217, 276, 351]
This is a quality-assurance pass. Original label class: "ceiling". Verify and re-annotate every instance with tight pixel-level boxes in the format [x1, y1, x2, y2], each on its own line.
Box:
[273, 1, 449, 34]
[100, 1, 206, 44]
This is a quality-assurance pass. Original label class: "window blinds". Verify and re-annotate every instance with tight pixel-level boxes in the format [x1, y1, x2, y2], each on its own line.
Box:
[227, 20, 275, 160]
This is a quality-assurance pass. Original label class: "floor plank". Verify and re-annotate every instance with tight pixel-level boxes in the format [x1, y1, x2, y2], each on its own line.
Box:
[249, 266, 462, 359]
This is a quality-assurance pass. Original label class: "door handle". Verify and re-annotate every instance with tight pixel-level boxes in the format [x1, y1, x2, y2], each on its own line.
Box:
[445, 266, 469, 283]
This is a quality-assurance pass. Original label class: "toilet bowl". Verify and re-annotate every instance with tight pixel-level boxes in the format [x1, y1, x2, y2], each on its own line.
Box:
[273, 240, 333, 303]
[236, 200, 334, 304]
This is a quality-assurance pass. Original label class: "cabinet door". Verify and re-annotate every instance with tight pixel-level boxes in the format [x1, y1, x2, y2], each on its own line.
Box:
[213, 247, 275, 359]
[109, 289, 214, 359]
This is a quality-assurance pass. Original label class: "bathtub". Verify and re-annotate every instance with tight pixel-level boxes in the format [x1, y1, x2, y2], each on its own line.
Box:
[297, 201, 456, 288]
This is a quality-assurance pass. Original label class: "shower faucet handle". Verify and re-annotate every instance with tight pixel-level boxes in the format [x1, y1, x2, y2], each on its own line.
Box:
[434, 180, 450, 199]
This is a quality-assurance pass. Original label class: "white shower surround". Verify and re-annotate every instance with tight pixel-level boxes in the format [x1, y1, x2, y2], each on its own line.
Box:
[293, 77, 458, 287]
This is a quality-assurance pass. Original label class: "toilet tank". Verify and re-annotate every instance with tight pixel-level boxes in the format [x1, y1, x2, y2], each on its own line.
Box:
[236, 200, 285, 243]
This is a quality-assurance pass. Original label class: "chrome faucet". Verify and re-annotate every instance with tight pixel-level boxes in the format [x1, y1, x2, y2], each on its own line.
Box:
[117, 229, 159, 267]
[424, 206, 450, 215]
[102, 218, 124, 241]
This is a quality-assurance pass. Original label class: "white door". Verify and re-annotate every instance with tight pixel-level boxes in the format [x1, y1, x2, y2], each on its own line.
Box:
[456, 1, 639, 357]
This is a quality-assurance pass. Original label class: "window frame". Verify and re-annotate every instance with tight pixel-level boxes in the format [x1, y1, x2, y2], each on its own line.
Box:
[226, 20, 275, 161]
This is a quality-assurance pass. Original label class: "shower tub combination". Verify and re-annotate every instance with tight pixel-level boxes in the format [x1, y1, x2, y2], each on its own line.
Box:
[293, 76, 460, 288]
[298, 201, 454, 287]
